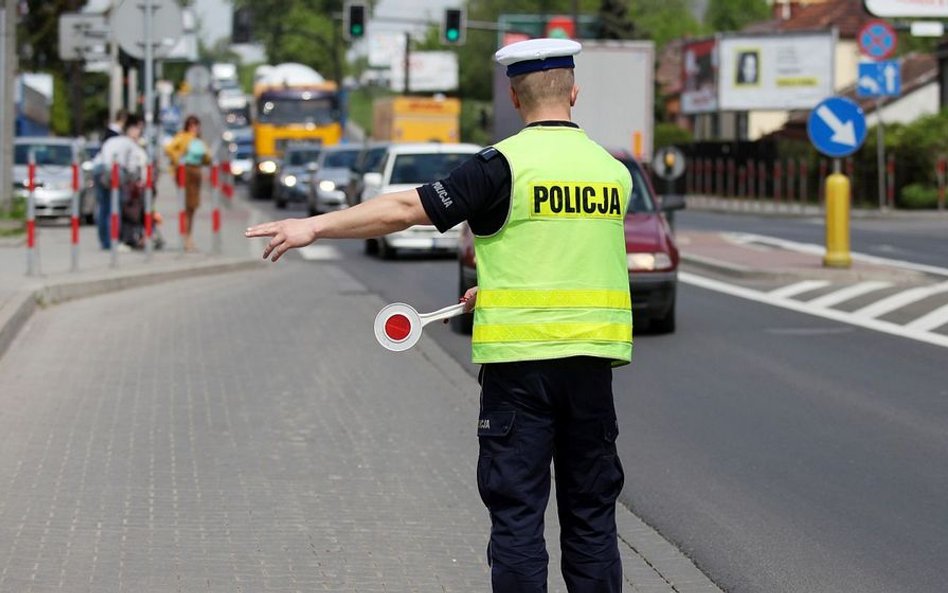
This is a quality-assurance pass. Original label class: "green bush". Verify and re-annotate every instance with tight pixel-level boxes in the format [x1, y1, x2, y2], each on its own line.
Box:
[899, 183, 940, 209]
[0, 196, 26, 220]
[654, 122, 692, 149]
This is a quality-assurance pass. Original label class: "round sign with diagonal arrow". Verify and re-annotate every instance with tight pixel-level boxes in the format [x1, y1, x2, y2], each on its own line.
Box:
[807, 97, 867, 158]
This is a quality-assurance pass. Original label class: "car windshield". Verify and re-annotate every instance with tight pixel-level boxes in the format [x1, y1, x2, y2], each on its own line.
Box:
[257, 98, 337, 125]
[618, 159, 656, 213]
[389, 152, 471, 185]
[322, 149, 360, 170]
[14, 143, 73, 166]
[286, 150, 320, 166]
[361, 147, 387, 172]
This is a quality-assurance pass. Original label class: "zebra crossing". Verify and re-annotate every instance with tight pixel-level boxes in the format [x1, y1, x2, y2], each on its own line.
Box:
[680, 273, 948, 348]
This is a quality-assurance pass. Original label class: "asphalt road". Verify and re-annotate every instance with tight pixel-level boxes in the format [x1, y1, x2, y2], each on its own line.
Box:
[250, 195, 948, 593]
[678, 210, 948, 270]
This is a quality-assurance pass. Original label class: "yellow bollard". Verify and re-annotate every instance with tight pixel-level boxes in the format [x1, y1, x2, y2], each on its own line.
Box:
[824, 171, 852, 268]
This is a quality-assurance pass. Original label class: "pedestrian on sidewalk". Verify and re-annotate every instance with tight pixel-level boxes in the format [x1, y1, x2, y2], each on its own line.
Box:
[93, 113, 147, 250]
[165, 115, 210, 252]
[246, 38, 632, 593]
[100, 108, 127, 143]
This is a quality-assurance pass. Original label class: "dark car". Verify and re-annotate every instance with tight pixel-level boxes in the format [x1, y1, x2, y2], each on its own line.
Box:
[273, 143, 322, 209]
[453, 155, 683, 334]
[344, 142, 390, 208]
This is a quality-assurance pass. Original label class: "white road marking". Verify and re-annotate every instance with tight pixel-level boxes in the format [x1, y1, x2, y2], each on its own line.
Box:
[904, 302, 948, 332]
[680, 272, 948, 349]
[806, 281, 893, 308]
[850, 281, 948, 319]
[725, 232, 948, 278]
[299, 245, 342, 261]
[768, 280, 831, 299]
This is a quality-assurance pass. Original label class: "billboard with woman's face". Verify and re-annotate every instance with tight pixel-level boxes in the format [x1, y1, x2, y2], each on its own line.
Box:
[718, 32, 834, 110]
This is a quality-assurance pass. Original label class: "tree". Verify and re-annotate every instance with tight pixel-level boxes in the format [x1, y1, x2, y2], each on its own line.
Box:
[705, 0, 771, 33]
[598, 0, 635, 40]
[630, 0, 702, 49]
[232, 0, 348, 82]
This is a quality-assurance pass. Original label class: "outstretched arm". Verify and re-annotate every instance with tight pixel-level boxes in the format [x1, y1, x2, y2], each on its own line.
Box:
[244, 188, 430, 262]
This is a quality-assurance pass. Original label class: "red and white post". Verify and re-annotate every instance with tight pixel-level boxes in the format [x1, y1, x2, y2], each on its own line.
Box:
[886, 154, 895, 209]
[221, 161, 234, 201]
[211, 162, 221, 254]
[177, 163, 186, 251]
[26, 151, 37, 276]
[937, 156, 946, 211]
[110, 160, 120, 267]
[70, 160, 80, 272]
[144, 161, 154, 259]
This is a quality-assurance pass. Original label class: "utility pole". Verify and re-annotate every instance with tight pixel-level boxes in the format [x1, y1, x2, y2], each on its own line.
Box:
[0, 0, 15, 214]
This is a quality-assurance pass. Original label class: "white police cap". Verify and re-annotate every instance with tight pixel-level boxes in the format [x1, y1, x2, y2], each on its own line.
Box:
[494, 38, 582, 78]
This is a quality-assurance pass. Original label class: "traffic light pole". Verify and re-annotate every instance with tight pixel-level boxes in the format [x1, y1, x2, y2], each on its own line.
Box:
[403, 32, 411, 95]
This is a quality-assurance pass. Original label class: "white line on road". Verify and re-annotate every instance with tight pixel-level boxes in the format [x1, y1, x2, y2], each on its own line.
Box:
[806, 281, 893, 308]
[768, 280, 831, 299]
[299, 245, 342, 261]
[725, 232, 948, 278]
[680, 272, 948, 349]
[904, 302, 948, 332]
[850, 281, 948, 319]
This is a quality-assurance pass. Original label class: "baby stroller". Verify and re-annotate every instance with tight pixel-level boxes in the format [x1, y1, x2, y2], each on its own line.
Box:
[120, 178, 165, 251]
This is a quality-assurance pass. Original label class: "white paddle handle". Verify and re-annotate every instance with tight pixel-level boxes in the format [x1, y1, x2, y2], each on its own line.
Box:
[419, 302, 467, 326]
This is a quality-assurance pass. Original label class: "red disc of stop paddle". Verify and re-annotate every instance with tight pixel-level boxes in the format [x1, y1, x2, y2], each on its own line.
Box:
[384, 313, 411, 341]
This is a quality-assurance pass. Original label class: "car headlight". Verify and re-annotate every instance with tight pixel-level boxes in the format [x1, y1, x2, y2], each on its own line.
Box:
[222, 131, 234, 142]
[258, 160, 277, 174]
[627, 252, 673, 271]
[230, 164, 244, 176]
[318, 180, 336, 192]
[283, 174, 297, 187]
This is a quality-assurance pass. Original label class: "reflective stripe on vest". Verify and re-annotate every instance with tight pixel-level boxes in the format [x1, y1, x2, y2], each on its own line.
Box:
[471, 125, 634, 365]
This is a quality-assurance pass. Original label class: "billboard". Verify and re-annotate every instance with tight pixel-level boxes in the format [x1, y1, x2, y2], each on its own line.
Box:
[718, 32, 834, 111]
[865, 0, 948, 17]
[389, 51, 459, 93]
[681, 39, 718, 114]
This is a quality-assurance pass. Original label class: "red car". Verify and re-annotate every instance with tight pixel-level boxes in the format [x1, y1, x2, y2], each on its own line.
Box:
[453, 155, 683, 334]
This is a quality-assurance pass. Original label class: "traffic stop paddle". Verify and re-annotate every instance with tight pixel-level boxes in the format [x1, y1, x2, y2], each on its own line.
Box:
[374, 302, 466, 351]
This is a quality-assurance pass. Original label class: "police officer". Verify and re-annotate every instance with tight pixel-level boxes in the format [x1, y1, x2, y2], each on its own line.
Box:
[246, 38, 632, 593]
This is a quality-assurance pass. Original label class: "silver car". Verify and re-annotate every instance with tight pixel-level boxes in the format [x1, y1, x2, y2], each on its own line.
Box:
[13, 137, 95, 223]
[306, 145, 363, 215]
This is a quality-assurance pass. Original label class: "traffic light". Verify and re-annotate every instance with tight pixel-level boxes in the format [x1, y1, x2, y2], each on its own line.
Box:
[441, 8, 466, 45]
[344, 2, 366, 41]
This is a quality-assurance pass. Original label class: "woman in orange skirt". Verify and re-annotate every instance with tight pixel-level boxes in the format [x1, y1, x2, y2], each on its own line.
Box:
[165, 115, 210, 251]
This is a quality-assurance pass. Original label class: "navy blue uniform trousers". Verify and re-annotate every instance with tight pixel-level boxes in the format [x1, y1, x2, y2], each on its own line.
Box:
[476, 356, 625, 593]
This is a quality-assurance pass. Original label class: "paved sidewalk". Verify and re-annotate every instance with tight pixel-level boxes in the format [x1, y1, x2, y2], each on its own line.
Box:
[0, 173, 264, 357]
[684, 194, 948, 220]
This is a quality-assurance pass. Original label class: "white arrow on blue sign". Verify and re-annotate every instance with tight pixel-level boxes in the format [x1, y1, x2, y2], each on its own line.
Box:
[807, 97, 868, 158]
[857, 60, 901, 97]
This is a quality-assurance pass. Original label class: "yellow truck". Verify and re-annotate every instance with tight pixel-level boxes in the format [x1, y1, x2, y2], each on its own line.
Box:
[372, 96, 460, 143]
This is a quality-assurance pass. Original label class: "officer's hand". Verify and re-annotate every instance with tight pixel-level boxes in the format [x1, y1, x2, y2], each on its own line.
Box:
[460, 286, 478, 313]
[245, 218, 317, 262]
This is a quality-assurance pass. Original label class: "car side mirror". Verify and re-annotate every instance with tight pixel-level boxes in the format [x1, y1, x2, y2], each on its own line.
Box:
[363, 172, 383, 188]
[660, 194, 686, 212]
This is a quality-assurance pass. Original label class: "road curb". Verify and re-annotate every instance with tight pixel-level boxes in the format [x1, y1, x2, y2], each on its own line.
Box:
[0, 257, 263, 360]
[680, 252, 775, 280]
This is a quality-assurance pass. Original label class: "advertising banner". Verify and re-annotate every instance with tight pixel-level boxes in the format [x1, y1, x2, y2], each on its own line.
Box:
[389, 51, 459, 93]
[718, 32, 834, 111]
[681, 39, 718, 114]
[865, 0, 948, 17]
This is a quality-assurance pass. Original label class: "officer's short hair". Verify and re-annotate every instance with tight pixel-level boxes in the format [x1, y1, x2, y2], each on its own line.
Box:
[510, 69, 575, 111]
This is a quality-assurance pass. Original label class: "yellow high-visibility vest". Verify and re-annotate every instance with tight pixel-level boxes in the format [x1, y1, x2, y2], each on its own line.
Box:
[472, 125, 633, 365]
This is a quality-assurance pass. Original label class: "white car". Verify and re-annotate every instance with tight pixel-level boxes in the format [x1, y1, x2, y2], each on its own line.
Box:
[362, 142, 481, 259]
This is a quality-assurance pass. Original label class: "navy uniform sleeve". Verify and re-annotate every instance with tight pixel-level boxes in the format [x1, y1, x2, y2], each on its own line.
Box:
[418, 148, 511, 235]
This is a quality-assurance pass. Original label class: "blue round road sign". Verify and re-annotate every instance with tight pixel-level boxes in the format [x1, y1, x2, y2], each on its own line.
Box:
[807, 97, 868, 158]
[858, 20, 897, 60]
